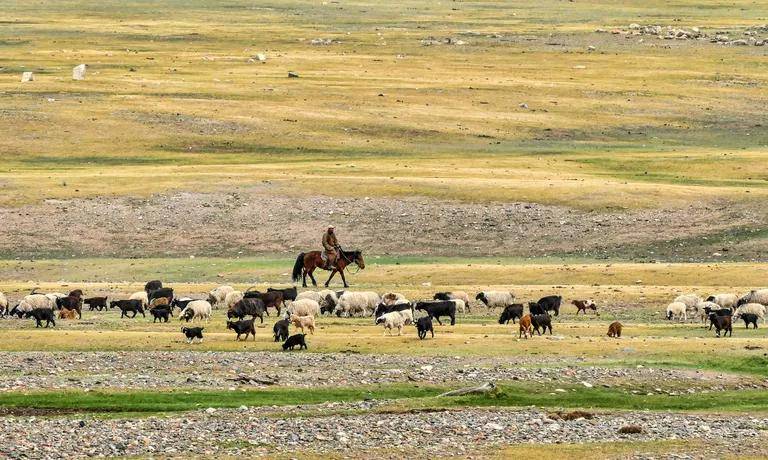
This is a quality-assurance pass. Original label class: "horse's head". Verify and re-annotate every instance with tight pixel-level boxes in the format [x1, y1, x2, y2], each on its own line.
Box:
[352, 251, 365, 269]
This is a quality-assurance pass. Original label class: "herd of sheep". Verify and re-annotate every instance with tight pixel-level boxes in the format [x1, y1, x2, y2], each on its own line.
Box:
[1, 283, 766, 345]
[665, 290, 768, 337]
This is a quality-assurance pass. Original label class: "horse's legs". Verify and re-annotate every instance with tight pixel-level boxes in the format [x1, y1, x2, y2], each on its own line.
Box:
[302, 268, 308, 288]
[338, 269, 349, 288]
[325, 269, 337, 287]
[308, 268, 318, 287]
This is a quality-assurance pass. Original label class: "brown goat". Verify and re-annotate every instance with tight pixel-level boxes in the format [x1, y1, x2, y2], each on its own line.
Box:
[519, 314, 532, 339]
[607, 321, 622, 338]
[572, 299, 598, 315]
[59, 308, 77, 320]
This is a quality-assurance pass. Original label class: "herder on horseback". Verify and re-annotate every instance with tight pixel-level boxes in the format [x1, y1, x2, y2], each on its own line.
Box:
[321, 225, 339, 269]
[292, 226, 365, 288]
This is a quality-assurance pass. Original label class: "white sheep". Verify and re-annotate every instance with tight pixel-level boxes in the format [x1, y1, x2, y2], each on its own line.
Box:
[738, 289, 768, 307]
[449, 299, 467, 314]
[706, 293, 737, 310]
[45, 293, 66, 308]
[0, 292, 7, 313]
[734, 303, 766, 324]
[208, 285, 234, 308]
[476, 291, 515, 309]
[376, 311, 405, 335]
[336, 291, 380, 317]
[666, 301, 687, 322]
[129, 291, 149, 309]
[179, 300, 212, 322]
[287, 298, 321, 317]
[381, 292, 408, 306]
[296, 290, 338, 310]
[15, 294, 55, 314]
[224, 291, 244, 310]
[673, 294, 702, 312]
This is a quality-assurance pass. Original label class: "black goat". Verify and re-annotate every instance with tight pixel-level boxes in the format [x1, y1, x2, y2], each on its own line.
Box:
[414, 300, 455, 326]
[531, 314, 553, 335]
[498, 304, 524, 325]
[416, 316, 434, 340]
[273, 318, 290, 342]
[25, 308, 56, 328]
[227, 319, 257, 341]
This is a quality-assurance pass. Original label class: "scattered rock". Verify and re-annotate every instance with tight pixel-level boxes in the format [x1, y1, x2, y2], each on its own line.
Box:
[72, 64, 87, 80]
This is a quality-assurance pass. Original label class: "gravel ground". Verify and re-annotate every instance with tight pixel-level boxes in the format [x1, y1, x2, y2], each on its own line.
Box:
[2, 403, 767, 458]
[0, 351, 761, 393]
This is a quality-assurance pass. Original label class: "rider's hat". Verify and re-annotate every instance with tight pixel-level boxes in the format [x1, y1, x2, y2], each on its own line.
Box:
[328, 225, 335, 229]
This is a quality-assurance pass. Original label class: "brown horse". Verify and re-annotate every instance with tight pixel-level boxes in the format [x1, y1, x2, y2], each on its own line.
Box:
[292, 249, 365, 288]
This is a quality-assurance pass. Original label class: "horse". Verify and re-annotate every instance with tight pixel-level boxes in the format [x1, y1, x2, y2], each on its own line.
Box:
[292, 249, 365, 288]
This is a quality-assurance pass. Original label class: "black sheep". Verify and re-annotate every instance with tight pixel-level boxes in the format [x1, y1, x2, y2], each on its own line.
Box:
[531, 314, 553, 335]
[25, 308, 56, 328]
[416, 316, 434, 340]
[414, 300, 456, 326]
[150, 307, 170, 323]
[282, 333, 307, 350]
[182, 326, 204, 343]
[267, 286, 298, 304]
[110, 299, 145, 318]
[536, 295, 562, 317]
[227, 319, 257, 341]
[273, 318, 290, 342]
[740, 313, 759, 329]
[320, 294, 337, 315]
[227, 298, 266, 323]
[498, 304, 524, 325]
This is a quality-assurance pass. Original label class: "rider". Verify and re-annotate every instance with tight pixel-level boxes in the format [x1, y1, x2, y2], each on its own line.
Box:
[321, 225, 340, 268]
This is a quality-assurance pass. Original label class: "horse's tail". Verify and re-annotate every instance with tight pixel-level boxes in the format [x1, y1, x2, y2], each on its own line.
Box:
[292, 253, 305, 283]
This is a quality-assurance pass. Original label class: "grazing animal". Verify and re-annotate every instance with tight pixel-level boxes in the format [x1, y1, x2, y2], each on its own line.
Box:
[244, 290, 283, 316]
[706, 293, 738, 310]
[381, 292, 408, 306]
[702, 305, 732, 330]
[179, 300, 212, 322]
[25, 308, 56, 328]
[373, 301, 414, 325]
[289, 314, 316, 334]
[273, 318, 290, 342]
[227, 298, 267, 323]
[666, 302, 687, 321]
[416, 316, 434, 340]
[433, 291, 471, 312]
[414, 300, 456, 326]
[336, 291, 380, 317]
[0, 292, 7, 315]
[737, 289, 768, 307]
[475, 291, 515, 309]
[376, 311, 406, 335]
[531, 314, 553, 335]
[740, 313, 759, 329]
[182, 326, 204, 343]
[607, 321, 623, 338]
[709, 313, 732, 337]
[111, 299, 145, 318]
[528, 301, 546, 316]
[170, 297, 196, 313]
[84, 296, 108, 311]
[674, 294, 702, 317]
[150, 296, 171, 310]
[498, 304, 524, 325]
[698, 301, 723, 323]
[282, 333, 308, 350]
[535, 295, 562, 317]
[207, 285, 234, 309]
[150, 307, 171, 323]
[734, 303, 766, 324]
[11, 294, 54, 318]
[128, 291, 149, 309]
[58, 308, 77, 320]
[292, 249, 366, 288]
[68, 289, 84, 299]
[519, 314, 533, 339]
[148, 287, 174, 303]
[44, 293, 66, 308]
[144, 280, 163, 294]
[222, 290, 244, 310]
[227, 319, 257, 341]
[572, 299, 598, 315]
[55, 296, 83, 318]
[296, 290, 339, 315]
[286, 298, 321, 317]
[267, 286, 298, 306]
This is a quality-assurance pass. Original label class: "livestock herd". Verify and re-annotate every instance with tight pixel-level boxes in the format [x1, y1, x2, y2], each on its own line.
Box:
[1, 283, 766, 348]
[665, 290, 768, 337]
